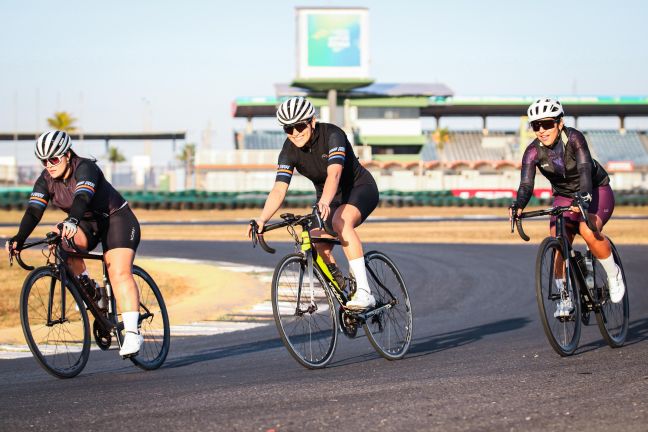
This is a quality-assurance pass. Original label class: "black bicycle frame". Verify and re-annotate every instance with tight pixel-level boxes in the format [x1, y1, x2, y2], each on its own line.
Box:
[55, 246, 120, 334]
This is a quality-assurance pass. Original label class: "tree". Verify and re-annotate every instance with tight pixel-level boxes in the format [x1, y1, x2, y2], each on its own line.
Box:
[107, 146, 126, 179]
[47, 111, 78, 132]
[432, 127, 450, 162]
[177, 143, 196, 189]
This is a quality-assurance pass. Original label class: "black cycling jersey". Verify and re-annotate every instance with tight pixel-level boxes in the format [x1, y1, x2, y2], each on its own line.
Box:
[275, 122, 375, 198]
[14, 156, 127, 245]
[515, 127, 610, 208]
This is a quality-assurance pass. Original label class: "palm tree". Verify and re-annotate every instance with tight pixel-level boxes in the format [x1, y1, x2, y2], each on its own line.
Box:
[432, 127, 450, 162]
[107, 146, 126, 181]
[177, 143, 196, 189]
[47, 111, 78, 132]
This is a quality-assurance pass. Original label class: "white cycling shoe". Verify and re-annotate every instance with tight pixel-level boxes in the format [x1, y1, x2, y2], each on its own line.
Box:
[607, 265, 625, 304]
[119, 331, 143, 357]
[346, 290, 376, 311]
[554, 298, 574, 318]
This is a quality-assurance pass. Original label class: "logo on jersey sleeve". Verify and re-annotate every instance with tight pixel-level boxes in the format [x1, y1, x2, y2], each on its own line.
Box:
[276, 164, 294, 179]
[28, 192, 48, 208]
[327, 146, 346, 163]
[75, 180, 96, 197]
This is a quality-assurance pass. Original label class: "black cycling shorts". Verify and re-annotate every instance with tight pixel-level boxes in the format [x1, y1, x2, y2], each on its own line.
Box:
[79, 205, 141, 252]
[326, 181, 380, 229]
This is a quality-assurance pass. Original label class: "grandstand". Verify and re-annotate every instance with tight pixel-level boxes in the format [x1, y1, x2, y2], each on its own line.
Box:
[585, 130, 648, 165]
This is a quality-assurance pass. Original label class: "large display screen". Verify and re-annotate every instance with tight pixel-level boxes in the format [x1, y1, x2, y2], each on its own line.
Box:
[296, 8, 370, 79]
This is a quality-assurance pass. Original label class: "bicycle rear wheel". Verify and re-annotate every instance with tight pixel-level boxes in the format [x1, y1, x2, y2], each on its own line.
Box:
[362, 251, 413, 360]
[593, 241, 629, 348]
[535, 237, 581, 356]
[271, 254, 337, 369]
[20, 267, 90, 378]
[117, 265, 170, 370]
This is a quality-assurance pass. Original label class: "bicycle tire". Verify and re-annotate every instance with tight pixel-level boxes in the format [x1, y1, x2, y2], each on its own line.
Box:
[535, 237, 581, 356]
[20, 267, 90, 378]
[116, 265, 170, 370]
[271, 253, 337, 369]
[594, 241, 629, 348]
[362, 251, 413, 360]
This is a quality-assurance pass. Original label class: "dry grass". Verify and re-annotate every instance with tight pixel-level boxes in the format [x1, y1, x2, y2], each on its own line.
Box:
[0, 250, 193, 330]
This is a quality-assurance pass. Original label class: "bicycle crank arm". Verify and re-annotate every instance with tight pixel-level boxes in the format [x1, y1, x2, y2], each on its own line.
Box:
[354, 302, 393, 321]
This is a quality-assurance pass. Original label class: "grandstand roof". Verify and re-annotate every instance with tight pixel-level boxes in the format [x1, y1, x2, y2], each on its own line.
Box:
[233, 82, 454, 117]
[422, 96, 648, 117]
[233, 94, 648, 118]
[0, 132, 186, 141]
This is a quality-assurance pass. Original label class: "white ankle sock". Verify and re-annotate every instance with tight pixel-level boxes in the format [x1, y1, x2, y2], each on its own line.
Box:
[555, 279, 565, 290]
[76, 270, 89, 279]
[349, 257, 370, 294]
[598, 254, 617, 277]
[122, 311, 140, 334]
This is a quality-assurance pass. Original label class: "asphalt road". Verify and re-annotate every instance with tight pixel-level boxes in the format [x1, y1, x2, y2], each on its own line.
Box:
[1, 241, 647, 431]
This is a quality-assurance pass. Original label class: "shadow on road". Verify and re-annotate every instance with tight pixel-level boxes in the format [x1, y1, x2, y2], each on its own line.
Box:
[163, 337, 284, 369]
[407, 317, 531, 358]
[563, 317, 648, 355]
[163, 330, 335, 369]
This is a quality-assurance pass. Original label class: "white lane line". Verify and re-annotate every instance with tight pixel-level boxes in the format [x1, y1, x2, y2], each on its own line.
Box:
[1, 259, 275, 360]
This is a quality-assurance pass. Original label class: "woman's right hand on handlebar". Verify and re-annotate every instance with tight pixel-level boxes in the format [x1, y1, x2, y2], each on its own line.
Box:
[508, 203, 521, 221]
[5, 236, 21, 255]
[247, 218, 265, 238]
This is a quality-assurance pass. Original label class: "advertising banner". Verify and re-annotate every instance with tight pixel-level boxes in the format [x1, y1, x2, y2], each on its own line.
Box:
[296, 8, 370, 79]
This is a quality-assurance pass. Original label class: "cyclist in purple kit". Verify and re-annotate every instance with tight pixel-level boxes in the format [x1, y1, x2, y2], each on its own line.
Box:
[509, 98, 625, 317]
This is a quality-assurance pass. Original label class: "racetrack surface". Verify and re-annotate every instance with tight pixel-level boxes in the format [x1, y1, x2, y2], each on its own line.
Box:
[1, 241, 647, 431]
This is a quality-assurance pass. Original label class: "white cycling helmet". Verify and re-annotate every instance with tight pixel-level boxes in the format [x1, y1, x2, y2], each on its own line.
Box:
[527, 97, 564, 122]
[35, 130, 72, 160]
[276, 97, 315, 125]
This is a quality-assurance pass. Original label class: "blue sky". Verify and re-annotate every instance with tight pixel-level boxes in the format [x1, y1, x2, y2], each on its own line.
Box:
[1, 0, 647, 164]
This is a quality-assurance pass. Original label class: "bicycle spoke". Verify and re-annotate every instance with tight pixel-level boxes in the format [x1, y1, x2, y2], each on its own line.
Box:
[21, 268, 90, 378]
[363, 252, 412, 360]
[535, 238, 580, 356]
[272, 255, 337, 368]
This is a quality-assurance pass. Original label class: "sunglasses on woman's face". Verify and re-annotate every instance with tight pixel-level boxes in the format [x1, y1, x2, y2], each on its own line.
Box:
[283, 119, 312, 135]
[41, 156, 64, 167]
[531, 119, 558, 132]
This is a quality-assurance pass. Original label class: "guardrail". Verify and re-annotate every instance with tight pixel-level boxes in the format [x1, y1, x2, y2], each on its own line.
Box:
[2, 189, 648, 210]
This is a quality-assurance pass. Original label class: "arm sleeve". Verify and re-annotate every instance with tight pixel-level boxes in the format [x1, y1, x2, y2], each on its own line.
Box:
[15, 174, 50, 244]
[274, 145, 295, 185]
[515, 145, 538, 209]
[571, 130, 594, 197]
[68, 160, 99, 221]
[326, 131, 347, 167]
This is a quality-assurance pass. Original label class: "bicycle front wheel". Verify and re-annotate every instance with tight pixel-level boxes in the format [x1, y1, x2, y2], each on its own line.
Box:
[20, 267, 90, 378]
[594, 241, 629, 348]
[118, 265, 170, 370]
[363, 251, 413, 360]
[535, 237, 581, 356]
[271, 254, 337, 369]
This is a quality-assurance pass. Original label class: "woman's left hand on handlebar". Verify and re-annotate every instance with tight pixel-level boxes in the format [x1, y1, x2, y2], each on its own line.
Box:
[61, 218, 79, 239]
[317, 201, 330, 221]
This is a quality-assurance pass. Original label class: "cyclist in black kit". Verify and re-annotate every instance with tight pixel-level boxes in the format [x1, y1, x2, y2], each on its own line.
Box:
[5, 131, 144, 357]
[248, 96, 380, 310]
[509, 98, 625, 317]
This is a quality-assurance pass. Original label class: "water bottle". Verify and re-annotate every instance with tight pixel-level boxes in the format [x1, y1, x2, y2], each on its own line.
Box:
[584, 257, 594, 289]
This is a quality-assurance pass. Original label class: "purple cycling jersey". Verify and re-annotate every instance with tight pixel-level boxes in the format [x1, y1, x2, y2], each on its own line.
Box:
[515, 127, 609, 208]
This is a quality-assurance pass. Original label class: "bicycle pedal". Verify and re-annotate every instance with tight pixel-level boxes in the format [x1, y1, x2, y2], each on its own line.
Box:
[121, 352, 139, 360]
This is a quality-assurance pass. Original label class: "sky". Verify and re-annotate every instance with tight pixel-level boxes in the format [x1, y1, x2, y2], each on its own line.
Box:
[1, 0, 647, 165]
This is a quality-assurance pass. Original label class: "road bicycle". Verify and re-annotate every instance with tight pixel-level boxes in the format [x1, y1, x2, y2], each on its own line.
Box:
[511, 196, 629, 356]
[250, 207, 413, 369]
[9, 229, 170, 378]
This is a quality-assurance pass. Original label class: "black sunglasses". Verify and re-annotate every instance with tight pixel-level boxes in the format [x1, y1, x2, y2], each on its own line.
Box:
[283, 119, 312, 135]
[531, 119, 558, 132]
[40, 155, 64, 167]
